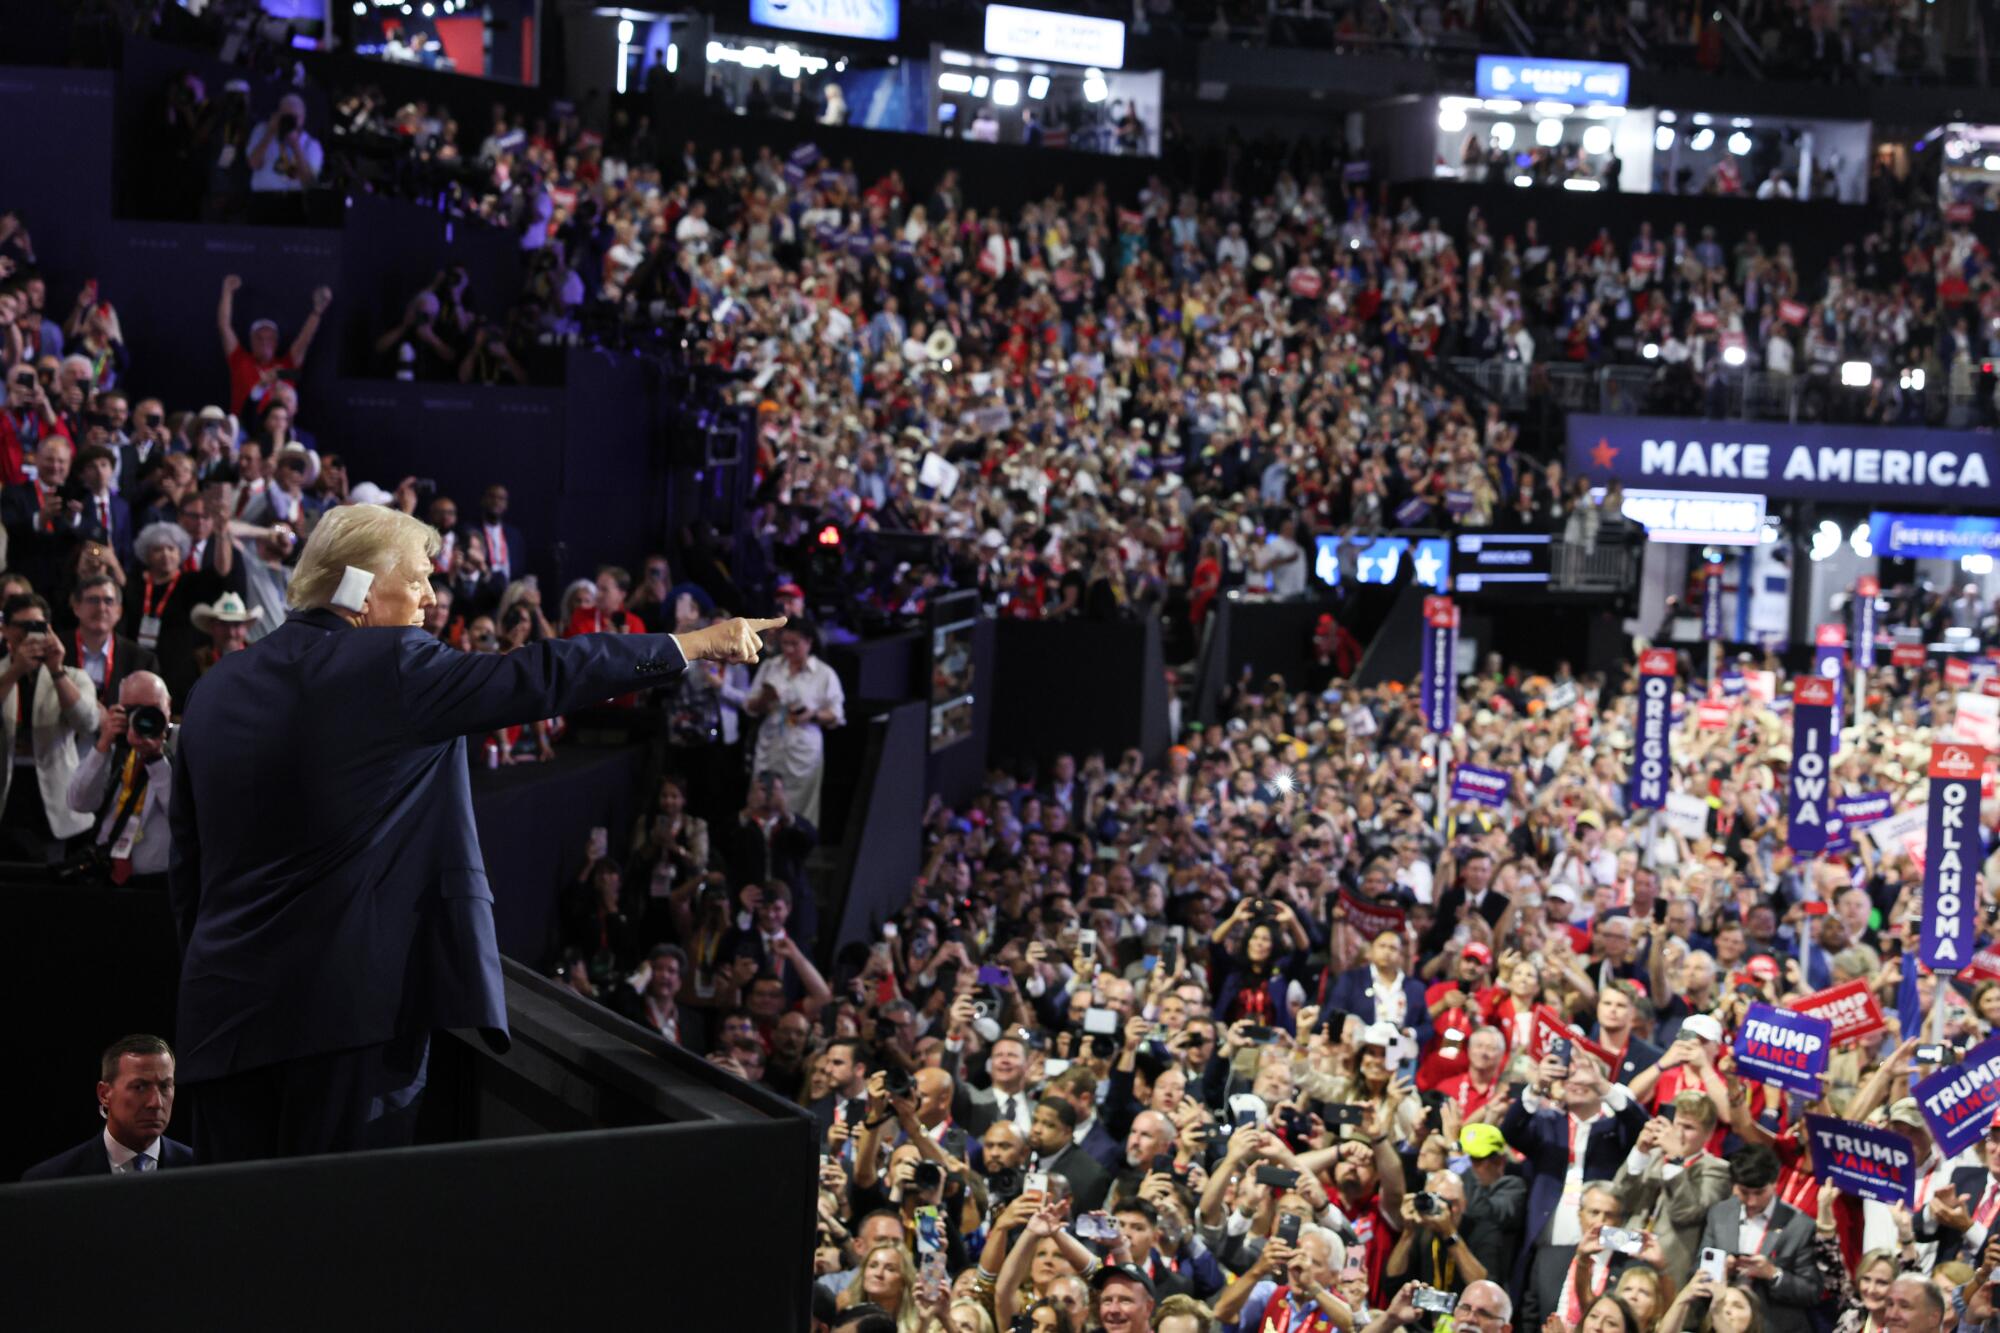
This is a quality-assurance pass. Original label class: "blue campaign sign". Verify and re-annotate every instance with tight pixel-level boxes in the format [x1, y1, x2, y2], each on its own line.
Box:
[1836, 793, 1893, 827]
[1421, 596, 1458, 735]
[1702, 569, 1724, 642]
[1475, 55, 1629, 105]
[1733, 1002, 1832, 1097]
[1803, 1114, 1916, 1206]
[1568, 415, 2000, 506]
[750, 0, 900, 41]
[1788, 677, 1838, 852]
[1915, 1033, 2000, 1160]
[1922, 743, 1984, 971]
[1451, 763, 1510, 807]
[1313, 536, 1449, 591]
[1629, 649, 1675, 810]
[1872, 512, 2000, 560]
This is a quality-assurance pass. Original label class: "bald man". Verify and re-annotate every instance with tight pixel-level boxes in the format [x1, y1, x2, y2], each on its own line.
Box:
[1883, 1277, 1947, 1333]
[67, 668, 174, 887]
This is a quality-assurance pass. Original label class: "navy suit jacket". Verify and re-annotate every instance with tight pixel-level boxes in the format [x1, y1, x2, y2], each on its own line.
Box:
[1500, 1090, 1651, 1286]
[21, 1133, 194, 1180]
[1326, 965, 1435, 1048]
[168, 609, 687, 1082]
[76, 490, 133, 568]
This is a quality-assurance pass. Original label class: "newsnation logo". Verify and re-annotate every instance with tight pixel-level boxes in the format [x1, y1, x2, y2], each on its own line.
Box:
[1567, 415, 2000, 505]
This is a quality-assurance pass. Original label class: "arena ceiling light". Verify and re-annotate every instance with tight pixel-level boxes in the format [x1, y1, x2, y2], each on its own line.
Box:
[1655, 126, 1675, 152]
[992, 77, 1020, 106]
[1535, 117, 1564, 147]
[939, 71, 973, 93]
[1810, 520, 1843, 562]
[1439, 105, 1468, 133]
[1722, 344, 1747, 366]
[1028, 75, 1049, 99]
[1490, 122, 1515, 150]
[1850, 522, 1873, 558]
[1082, 69, 1108, 102]
[1689, 128, 1715, 151]
[1727, 132, 1752, 155]
[1581, 124, 1612, 155]
[1840, 360, 1874, 388]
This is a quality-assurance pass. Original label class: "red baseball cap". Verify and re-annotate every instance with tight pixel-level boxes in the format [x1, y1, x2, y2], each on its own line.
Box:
[1462, 942, 1494, 965]
[1744, 956, 1780, 983]
[775, 582, 805, 599]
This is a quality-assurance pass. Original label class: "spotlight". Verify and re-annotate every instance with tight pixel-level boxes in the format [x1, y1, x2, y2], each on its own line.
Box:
[1966, 554, 1996, 575]
[992, 78, 1020, 106]
[1655, 126, 1675, 152]
[1722, 344, 1746, 367]
[1689, 128, 1715, 151]
[1439, 105, 1467, 133]
[1582, 125, 1612, 155]
[938, 72, 972, 94]
[1490, 122, 1515, 150]
[1810, 520, 1842, 562]
[1840, 360, 1873, 388]
[1727, 132, 1752, 155]
[1900, 367, 1926, 391]
[1027, 75, 1049, 99]
[1642, 342, 1660, 360]
[1850, 523, 1873, 558]
[1536, 117, 1564, 147]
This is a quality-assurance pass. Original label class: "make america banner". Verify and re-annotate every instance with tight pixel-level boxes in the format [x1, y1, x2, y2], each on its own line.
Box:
[1803, 1114, 1917, 1206]
[1630, 648, 1675, 810]
[1921, 742, 1985, 971]
[1568, 415, 2000, 505]
[1789, 677, 1837, 853]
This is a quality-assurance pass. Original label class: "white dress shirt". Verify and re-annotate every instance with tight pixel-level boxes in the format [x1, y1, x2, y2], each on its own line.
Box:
[1739, 1198, 1776, 1255]
[66, 746, 176, 874]
[104, 1126, 160, 1174]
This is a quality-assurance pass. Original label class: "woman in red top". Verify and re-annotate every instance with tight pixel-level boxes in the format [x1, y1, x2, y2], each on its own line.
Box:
[563, 566, 646, 638]
[1188, 538, 1222, 631]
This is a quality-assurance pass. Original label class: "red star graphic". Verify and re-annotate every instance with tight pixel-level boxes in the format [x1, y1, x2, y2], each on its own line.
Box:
[1590, 437, 1619, 470]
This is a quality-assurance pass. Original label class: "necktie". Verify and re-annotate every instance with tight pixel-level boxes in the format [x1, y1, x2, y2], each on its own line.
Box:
[98, 498, 110, 535]
[1001, 1096, 1016, 1124]
[1978, 1180, 2000, 1230]
[133, 1155, 154, 1173]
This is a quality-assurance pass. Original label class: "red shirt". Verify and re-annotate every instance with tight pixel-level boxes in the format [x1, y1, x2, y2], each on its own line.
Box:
[1438, 1068, 1505, 1119]
[227, 345, 298, 415]
[1414, 983, 1515, 1090]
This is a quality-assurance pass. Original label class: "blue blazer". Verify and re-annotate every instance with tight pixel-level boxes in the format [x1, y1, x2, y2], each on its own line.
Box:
[1325, 965, 1435, 1049]
[168, 609, 687, 1083]
[1499, 1092, 1651, 1286]
[21, 1133, 195, 1180]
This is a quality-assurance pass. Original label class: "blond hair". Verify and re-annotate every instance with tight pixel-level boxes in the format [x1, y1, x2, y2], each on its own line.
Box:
[287, 504, 440, 611]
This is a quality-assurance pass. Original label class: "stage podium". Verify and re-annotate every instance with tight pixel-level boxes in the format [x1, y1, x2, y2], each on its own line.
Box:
[2, 887, 813, 1331]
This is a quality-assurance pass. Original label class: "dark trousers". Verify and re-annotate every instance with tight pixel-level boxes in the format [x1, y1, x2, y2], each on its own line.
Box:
[0, 766, 55, 863]
[189, 1030, 431, 1163]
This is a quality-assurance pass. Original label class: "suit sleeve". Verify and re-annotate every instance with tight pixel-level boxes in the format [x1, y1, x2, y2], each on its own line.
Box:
[166, 730, 202, 953]
[396, 629, 687, 744]
[1766, 1219, 1824, 1309]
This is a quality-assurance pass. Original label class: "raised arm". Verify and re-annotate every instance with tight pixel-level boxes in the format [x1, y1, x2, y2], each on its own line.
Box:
[217, 274, 241, 357]
[289, 286, 332, 366]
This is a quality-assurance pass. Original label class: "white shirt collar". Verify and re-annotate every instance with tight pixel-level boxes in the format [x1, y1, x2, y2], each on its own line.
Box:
[103, 1126, 160, 1172]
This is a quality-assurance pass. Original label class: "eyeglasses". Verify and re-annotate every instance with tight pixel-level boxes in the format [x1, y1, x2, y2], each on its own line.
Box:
[10, 621, 49, 634]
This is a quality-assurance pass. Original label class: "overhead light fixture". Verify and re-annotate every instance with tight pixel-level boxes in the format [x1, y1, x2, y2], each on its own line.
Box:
[1840, 360, 1873, 388]
[1689, 128, 1715, 152]
[971, 75, 989, 97]
[666, 42, 677, 73]
[992, 78, 1020, 106]
[1810, 520, 1842, 562]
[1658, 110, 1677, 123]
[992, 57, 1019, 71]
[1722, 344, 1747, 367]
[1439, 105, 1467, 133]
[1581, 125, 1612, 155]
[1513, 175, 1533, 188]
[1082, 70, 1107, 103]
[353, 0, 366, 11]
[1027, 75, 1049, 99]
[1692, 112, 1712, 125]
[941, 50, 974, 65]
[1562, 178, 1600, 191]
[1490, 122, 1515, 150]
[1656, 126, 1675, 152]
[420, 1, 433, 14]
[1966, 553, 1996, 575]
[1727, 132, 1752, 155]
[1850, 522, 1873, 558]
[617, 18, 632, 41]
[1535, 101, 1575, 116]
[1536, 117, 1564, 147]
[1482, 98, 1522, 113]
[938, 72, 973, 94]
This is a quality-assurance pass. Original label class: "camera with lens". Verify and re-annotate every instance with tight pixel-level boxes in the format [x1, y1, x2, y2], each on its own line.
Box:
[128, 705, 168, 741]
[910, 1161, 944, 1193]
[1414, 1191, 1445, 1217]
[882, 1066, 915, 1100]
[276, 111, 299, 137]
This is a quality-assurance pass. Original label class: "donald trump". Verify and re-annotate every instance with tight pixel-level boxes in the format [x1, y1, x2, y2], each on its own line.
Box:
[169, 503, 778, 1161]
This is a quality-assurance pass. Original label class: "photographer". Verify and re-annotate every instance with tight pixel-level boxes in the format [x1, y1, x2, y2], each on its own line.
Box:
[1385, 1169, 1485, 1295]
[246, 93, 323, 194]
[66, 670, 174, 888]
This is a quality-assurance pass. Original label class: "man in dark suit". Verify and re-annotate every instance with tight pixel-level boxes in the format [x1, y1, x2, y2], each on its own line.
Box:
[943, 1029, 1035, 1138]
[1112, 1197, 1194, 1300]
[72, 443, 133, 568]
[169, 503, 781, 1161]
[1027, 1095, 1110, 1210]
[721, 772, 819, 948]
[475, 482, 527, 584]
[20, 1034, 194, 1180]
[3, 434, 88, 596]
[1420, 849, 1509, 958]
[1696, 1146, 1821, 1333]
[1519, 1184, 1627, 1333]
[1500, 1053, 1651, 1297]
[1327, 930, 1435, 1050]
[67, 574, 158, 706]
[1591, 980, 1664, 1088]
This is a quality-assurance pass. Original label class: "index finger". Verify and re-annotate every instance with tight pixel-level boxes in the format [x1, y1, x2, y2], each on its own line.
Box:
[746, 617, 788, 631]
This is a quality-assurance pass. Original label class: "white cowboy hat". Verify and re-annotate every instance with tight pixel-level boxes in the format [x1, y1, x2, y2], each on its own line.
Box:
[191, 591, 256, 631]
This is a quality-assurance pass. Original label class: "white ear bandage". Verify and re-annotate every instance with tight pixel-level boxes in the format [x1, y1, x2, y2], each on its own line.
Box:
[331, 566, 375, 613]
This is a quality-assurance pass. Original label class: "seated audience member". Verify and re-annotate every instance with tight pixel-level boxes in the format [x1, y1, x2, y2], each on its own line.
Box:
[67, 573, 158, 705]
[67, 669, 175, 888]
[0, 593, 101, 861]
[20, 1034, 192, 1179]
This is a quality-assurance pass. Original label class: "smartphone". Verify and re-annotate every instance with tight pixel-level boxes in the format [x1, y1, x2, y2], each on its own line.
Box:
[882, 921, 899, 940]
[1160, 936, 1180, 974]
[1700, 1248, 1728, 1283]
[1321, 1103, 1367, 1127]
[1151, 1153, 1175, 1176]
[1083, 1007, 1119, 1036]
[977, 965, 1012, 988]
[1916, 1043, 1947, 1065]
[1652, 898, 1670, 925]
[915, 1204, 945, 1255]
[1548, 1037, 1573, 1066]
[1414, 1288, 1459, 1315]
[1041, 1059, 1071, 1079]
[1602, 1226, 1645, 1256]
[1024, 1171, 1049, 1195]
[1240, 1024, 1277, 1044]
[1075, 1211, 1121, 1242]
[1077, 933, 1098, 961]
[1881, 936, 1903, 959]
[1254, 1165, 1301, 1190]
[1276, 1213, 1303, 1246]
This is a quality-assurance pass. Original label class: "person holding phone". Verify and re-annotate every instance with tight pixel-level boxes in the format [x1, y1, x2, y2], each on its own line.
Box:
[1692, 1146, 1819, 1333]
[744, 618, 843, 826]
